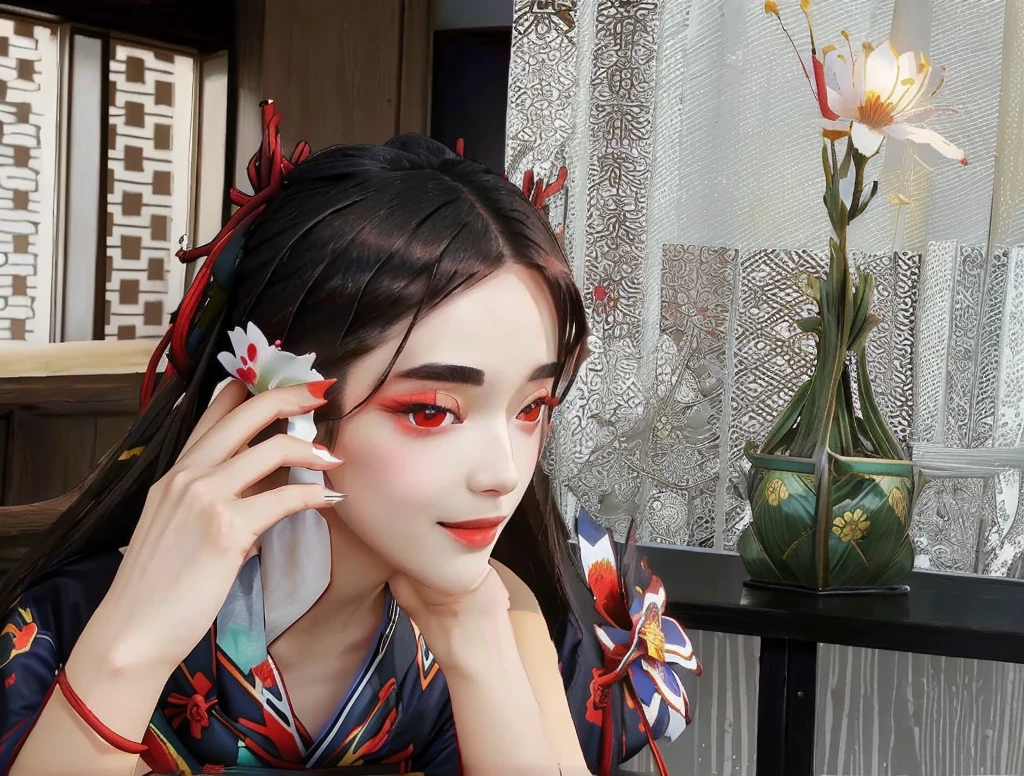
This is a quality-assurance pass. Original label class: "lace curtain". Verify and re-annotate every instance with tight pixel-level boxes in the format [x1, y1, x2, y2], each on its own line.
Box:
[507, 0, 1024, 576]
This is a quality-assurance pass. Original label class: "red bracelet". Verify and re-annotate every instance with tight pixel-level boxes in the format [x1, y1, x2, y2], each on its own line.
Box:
[56, 668, 148, 755]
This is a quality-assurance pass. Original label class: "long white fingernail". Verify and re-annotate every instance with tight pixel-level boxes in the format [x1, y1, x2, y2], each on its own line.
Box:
[312, 444, 344, 464]
[323, 490, 346, 503]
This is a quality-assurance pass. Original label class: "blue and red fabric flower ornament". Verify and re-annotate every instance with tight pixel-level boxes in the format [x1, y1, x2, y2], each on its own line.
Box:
[575, 508, 701, 776]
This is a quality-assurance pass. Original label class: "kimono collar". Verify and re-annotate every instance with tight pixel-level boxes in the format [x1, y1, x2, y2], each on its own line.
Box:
[217, 494, 331, 666]
[256, 469, 333, 644]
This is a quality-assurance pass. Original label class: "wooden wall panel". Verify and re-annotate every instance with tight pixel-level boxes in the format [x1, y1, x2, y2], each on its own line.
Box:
[255, 0, 431, 154]
[0, 414, 7, 506]
[399, 0, 432, 135]
[5, 413, 95, 505]
[0, 369, 144, 510]
[233, 0, 266, 191]
[94, 414, 133, 464]
[0, 409, 134, 574]
[261, 0, 405, 152]
[2, 411, 135, 505]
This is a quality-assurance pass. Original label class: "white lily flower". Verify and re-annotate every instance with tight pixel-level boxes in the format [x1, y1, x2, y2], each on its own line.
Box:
[217, 322, 324, 394]
[766, 3, 966, 165]
[821, 40, 967, 164]
[217, 322, 326, 443]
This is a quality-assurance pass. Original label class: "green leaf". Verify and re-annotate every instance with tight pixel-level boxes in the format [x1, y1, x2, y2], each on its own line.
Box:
[797, 316, 822, 334]
[855, 348, 904, 459]
[776, 425, 799, 454]
[828, 421, 840, 451]
[825, 181, 849, 236]
[851, 180, 880, 219]
[840, 366, 863, 455]
[790, 250, 847, 459]
[873, 535, 916, 586]
[838, 138, 853, 180]
[833, 369, 855, 455]
[849, 314, 881, 354]
[848, 150, 870, 223]
[736, 526, 787, 583]
[790, 354, 832, 458]
[854, 415, 878, 455]
[762, 380, 811, 454]
[798, 272, 821, 302]
[863, 180, 880, 211]
[828, 469, 913, 586]
[848, 271, 873, 347]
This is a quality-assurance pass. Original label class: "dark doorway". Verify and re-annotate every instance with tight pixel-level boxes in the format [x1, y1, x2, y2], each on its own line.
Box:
[431, 28, 512, 175]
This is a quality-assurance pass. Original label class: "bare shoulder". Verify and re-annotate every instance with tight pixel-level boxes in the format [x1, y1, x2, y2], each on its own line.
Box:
[489, 559, 542, 615]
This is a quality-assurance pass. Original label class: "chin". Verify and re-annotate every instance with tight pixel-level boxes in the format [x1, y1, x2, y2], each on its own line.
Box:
[406, 557, 493, 596]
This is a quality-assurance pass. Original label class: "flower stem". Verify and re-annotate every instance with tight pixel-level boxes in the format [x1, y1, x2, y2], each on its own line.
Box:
[848, 149, 878, 221]
[810, 139, 856, 586]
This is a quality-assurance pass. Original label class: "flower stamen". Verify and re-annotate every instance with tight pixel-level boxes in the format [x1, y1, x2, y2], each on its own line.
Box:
[800, 0, 817, 54]
[857, 93, 895, 129]
[769, 9, 817, 106]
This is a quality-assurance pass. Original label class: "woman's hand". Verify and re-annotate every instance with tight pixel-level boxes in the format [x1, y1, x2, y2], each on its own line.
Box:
[391, 566, 570, 775]
[71, 378, 345, 678]
[388, 565, 513, 675]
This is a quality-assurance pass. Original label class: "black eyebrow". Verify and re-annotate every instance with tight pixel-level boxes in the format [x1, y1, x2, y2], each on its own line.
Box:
[394, 363, 485, 386]
[393, 361, 559, 386]
[528, 362, 560, 381]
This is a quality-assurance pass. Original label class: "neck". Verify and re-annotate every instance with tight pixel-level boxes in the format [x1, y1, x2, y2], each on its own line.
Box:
[266, 510, 391, 654]
[319, 506, 393, 617]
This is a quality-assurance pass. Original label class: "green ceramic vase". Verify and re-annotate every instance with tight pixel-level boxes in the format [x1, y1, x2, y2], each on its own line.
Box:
[737, 449, 915, 590]
[736, 138, 916, 592]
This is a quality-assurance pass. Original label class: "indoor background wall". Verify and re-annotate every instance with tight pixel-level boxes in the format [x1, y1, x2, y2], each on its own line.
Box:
[1, 0, 433, 569]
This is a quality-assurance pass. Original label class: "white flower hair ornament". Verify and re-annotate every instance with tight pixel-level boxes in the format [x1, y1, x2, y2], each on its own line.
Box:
[216, 321, 328, 450]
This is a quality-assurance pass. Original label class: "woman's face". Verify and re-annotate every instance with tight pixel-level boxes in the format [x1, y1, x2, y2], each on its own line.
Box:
[325, 263, 561, 594]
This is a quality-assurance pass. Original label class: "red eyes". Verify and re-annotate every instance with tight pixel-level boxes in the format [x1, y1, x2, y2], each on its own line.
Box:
[398, 397, 554, 429]
[407, 406, 454, 428]
[517, 400, 544, 423]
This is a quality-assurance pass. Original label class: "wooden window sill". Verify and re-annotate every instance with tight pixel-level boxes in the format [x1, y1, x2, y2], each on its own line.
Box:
[0, 339, 163, 410]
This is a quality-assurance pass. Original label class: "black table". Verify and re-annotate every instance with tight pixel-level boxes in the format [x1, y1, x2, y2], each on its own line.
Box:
[650, 545, 1024, 776]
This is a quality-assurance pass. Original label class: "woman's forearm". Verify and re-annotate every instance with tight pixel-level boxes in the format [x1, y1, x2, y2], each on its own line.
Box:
[443, 613, 560, 776]
[10, 682, 144, 776]
[10, 606, 171, 776]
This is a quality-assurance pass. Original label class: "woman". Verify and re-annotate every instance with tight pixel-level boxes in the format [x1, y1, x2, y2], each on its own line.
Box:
[0, 102, 698, 776]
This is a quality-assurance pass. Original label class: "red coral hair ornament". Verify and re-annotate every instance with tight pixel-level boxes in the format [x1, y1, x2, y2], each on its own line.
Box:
[453, 136, 567, 213]
[140, 100, 310, 410]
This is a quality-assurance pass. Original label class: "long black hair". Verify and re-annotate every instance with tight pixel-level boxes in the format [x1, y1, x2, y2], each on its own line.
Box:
[0, 107, 588, 632]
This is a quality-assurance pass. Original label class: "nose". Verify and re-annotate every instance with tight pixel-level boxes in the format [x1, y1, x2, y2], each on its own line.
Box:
[466, 421, 520, 496]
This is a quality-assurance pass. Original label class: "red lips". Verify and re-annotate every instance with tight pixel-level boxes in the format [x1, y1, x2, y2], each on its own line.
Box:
[438, 517, 505, 549]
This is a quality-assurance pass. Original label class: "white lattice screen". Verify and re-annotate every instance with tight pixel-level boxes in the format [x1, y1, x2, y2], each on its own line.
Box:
[104, 42, 194, 341]
[0, 17, 58, 343]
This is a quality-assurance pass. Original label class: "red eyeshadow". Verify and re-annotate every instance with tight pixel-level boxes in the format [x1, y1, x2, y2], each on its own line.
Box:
[376, 391, 439, 412]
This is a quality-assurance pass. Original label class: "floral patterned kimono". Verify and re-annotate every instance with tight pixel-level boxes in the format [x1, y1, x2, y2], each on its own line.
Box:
[0, 510, 699, 776]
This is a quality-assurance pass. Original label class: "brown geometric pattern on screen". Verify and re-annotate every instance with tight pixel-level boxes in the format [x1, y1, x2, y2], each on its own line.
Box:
[105, 42, 178, 340]
[0, 19, 54, 341]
